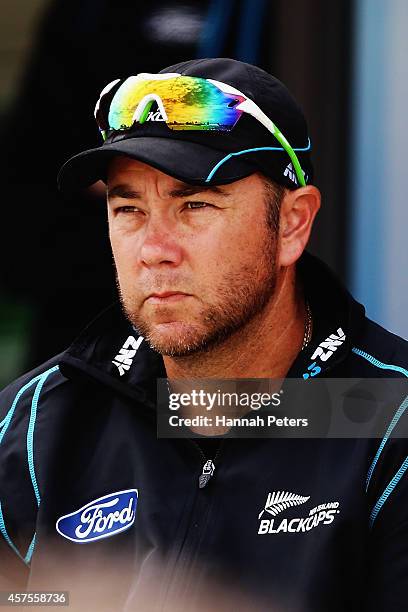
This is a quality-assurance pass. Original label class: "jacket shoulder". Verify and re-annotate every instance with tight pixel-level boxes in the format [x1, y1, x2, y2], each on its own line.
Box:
[355, 319, 408, 534]
[351, 317, 408, 377]
[0, 352, 67, 417]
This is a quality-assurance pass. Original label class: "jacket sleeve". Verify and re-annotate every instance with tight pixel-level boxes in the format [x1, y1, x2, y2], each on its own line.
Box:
[364, 392, 408, 612]
[0, 364, 60, 588]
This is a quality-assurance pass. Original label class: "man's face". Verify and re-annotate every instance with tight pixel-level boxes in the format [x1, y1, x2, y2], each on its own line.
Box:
[107, 157, 280, 356]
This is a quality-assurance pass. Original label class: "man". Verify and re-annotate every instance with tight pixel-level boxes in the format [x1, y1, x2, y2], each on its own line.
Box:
[0, 58, 407, 611]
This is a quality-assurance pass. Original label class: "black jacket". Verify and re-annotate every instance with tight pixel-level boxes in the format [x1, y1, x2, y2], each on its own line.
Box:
[1, 253, 407, 612]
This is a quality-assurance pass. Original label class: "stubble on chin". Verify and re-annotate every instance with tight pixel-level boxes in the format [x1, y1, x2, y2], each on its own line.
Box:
[116, 250, 278, 358]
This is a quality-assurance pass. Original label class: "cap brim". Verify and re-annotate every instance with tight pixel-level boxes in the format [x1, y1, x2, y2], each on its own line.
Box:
[58, 137, 257, 192]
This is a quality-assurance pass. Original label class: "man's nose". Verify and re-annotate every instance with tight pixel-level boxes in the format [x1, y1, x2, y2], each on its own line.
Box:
[139, 215, 183, 268]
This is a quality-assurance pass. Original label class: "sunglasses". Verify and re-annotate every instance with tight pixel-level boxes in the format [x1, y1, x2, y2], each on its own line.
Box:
[94, 73, 310, 186]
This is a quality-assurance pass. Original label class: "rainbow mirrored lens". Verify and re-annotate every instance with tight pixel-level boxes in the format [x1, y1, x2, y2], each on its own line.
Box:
[107, 76, 246, 131]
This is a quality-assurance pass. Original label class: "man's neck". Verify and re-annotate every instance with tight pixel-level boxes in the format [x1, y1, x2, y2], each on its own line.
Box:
[163, 266, 307, 380]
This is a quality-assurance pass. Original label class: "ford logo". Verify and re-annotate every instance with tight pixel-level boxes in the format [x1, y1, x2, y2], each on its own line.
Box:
[56, 489, 138, 543]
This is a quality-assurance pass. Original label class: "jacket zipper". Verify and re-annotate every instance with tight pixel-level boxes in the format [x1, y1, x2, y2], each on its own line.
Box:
[192, 440, 223, 488]
[160, 439, 224, 610]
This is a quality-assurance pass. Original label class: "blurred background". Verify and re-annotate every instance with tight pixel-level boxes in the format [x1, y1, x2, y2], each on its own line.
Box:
[0, 0, 407, 387]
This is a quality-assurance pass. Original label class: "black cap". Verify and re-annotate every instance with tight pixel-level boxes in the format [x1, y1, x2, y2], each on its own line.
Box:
[58, 58, 313, 192]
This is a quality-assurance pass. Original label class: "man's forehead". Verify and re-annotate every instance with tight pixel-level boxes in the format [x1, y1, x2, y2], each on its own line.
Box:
[106, 156, 233, 198]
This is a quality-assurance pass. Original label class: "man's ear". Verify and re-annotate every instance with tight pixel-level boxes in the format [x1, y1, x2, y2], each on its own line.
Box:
[278, 186, 321, 267]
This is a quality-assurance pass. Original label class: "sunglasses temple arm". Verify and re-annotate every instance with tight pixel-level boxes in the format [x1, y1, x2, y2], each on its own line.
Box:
[237, 100, 306, 187]
[272, 126, 306, 187]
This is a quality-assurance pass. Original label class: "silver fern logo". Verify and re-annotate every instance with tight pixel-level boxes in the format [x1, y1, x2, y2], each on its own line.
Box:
[258, 491, 310, 519]
[258, 491, 340, 535]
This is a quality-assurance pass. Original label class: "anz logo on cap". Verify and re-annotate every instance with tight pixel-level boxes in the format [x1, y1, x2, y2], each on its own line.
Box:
[56, 489, 138, 543]
[284, 163, 308, 186]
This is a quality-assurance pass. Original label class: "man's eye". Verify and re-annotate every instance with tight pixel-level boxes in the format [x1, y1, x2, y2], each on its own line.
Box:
[115, 206, 140, 214]
[185, 201, 211, 210]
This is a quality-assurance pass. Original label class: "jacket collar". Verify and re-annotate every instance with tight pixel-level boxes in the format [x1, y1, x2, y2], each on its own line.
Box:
[288, 252, 365, 378]
[59, 252, 366, 397]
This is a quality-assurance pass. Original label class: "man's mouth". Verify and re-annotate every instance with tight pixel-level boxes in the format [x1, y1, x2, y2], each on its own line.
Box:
[145, 292, 191, 304]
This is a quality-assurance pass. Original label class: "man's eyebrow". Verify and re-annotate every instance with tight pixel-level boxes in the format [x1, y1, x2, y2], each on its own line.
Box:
[168, 184, 230, 198]
[107, 184, 142, 199]
[107, 183, 230, 200]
